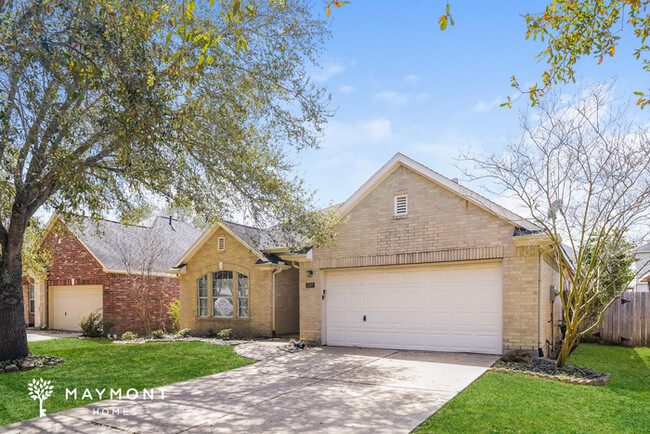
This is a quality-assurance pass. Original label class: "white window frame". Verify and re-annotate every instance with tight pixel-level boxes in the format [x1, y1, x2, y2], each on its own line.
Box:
[217, 237, 226, 251]
[197, 275, 208, 317]
[212, 271, 234, 318]
[28, 283, 35, 314]
[394, 194, 408, 217]
[237, 274, 249, 318]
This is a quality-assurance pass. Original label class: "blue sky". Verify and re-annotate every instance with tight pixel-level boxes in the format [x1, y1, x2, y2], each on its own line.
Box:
[293, 1, 650, 209]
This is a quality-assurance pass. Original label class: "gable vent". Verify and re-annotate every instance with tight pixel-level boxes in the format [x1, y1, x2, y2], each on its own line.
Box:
[217, 237, 225, 251]
[394, 194, 408, 217]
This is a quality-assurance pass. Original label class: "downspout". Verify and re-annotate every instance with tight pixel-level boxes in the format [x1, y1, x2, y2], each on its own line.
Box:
[272, 267, 283, 338]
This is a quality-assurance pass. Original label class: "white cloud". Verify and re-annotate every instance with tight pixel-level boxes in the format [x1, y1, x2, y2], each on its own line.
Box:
[312, 61, 346, 82]
[323, 117, 393, 148]
[373, 91, 410, 104]
[472, 96, 504, 113]
[415, 93, 431, 102]
[338, 85, 356, 94]
[405, 74, 421, 85]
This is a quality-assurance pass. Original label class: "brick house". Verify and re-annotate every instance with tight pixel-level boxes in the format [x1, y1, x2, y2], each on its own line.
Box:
[25, 215, 201, 334]
[173, 153, 563, 355]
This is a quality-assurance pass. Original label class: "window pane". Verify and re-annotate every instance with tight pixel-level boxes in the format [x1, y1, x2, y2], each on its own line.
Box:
[238, 274, 248, 297]
[212, 271, 233, 297]
[198, 275, 208, 297]
[198, 299, 208, 317]
[238, 297, 248, 318]
[213, 297, 233, 317]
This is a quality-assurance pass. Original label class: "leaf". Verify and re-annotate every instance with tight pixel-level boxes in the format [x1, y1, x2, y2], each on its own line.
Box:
[637, 97, 644, 105]
[439, 16, 448, 31]
[210, 0, 214, 7]
[598, 55, 603, 65]
[326, 4, 331, 17]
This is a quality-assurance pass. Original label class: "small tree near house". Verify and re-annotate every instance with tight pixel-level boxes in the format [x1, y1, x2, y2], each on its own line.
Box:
[465, 83, 650, 367]
[114, 224, 174, 337]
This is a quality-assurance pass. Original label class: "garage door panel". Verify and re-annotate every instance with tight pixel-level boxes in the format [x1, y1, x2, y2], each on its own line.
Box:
[326, 263, 502, 354]
[49, 285, 102, 331]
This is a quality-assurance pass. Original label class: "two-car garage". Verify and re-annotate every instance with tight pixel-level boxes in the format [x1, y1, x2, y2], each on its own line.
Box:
[325, 262, 503, 354]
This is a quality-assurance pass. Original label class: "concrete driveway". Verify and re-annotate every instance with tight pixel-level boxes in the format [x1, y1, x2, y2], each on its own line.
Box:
[27, 329, 79, 341]
[5, 343, 497, 433]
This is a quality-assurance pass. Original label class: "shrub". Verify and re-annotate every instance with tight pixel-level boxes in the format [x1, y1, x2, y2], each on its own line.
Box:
[121, 331, 138, 341]
[501, 349, 532, 363]
[168, 300, 181, 332]
[151, 329, 165, 339]
[206, 328, 217, 338]
[79, 310, 109, 337]
[177, 328, 191, 338]
[217, 328, 234, 340]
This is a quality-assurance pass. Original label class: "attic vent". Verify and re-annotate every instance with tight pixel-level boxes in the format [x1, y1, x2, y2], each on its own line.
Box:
[394, 194, 408, 217]
[217, 237, 225, 251]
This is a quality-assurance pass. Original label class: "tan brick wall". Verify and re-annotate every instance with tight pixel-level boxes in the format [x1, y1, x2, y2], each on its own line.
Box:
[300, 165, 552, 352]
[179, 226, 274, 337]
[274, 267, 299, 335]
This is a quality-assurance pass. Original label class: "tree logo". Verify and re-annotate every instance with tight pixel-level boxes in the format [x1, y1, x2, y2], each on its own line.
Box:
[28, 378, 54, 417]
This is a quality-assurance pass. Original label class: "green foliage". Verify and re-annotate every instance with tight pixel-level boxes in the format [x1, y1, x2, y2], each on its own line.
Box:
[0, 338, 255, 426]
[151, 329, 165, 339]
[177, 328, 192, 338]
[79, 310, 111, 337]
[167, 300, 181, 332]
[580, 230, 636, 318]
[522, 1, 650, 107]
[120, 331, 138, 341]
[217, 328, 234, 340]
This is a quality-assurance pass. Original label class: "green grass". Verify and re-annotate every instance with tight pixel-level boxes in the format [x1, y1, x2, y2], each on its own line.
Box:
[414, 344, 650, 433]
[0, 338, 255, 426]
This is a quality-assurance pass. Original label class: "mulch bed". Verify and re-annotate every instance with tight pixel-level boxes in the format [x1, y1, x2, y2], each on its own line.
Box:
[492, 358, 610, 386]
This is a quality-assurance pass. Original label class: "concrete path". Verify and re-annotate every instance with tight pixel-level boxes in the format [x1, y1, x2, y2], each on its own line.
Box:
[27, 329, 80, 341]
[5, 342, 497, 433]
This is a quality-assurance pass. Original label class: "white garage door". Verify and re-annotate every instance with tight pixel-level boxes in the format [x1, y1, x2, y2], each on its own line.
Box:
[325, 263, 502, 354]
[49, 285, 103, 331]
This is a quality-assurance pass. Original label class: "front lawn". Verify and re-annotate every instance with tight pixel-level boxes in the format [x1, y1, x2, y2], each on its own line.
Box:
[0, 338, 254, 426]
[415, 344, 650, 433]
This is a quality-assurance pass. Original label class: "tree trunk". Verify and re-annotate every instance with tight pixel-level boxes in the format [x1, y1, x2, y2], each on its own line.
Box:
[0, 258, 29, 361]
[556, 333, 578, 368]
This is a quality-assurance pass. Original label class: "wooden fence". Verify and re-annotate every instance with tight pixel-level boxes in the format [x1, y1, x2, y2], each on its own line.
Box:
[591, 291, 650, 347]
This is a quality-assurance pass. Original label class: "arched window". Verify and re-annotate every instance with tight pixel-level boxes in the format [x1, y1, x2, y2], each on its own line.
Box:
[238, 274, 248, 318]
[212, 271, 234, 317]
[197, 275, 208, 317]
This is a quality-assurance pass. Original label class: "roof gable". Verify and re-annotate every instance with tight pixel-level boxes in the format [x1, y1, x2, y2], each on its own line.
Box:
[337, 153, 539, 232]
[173, 221, 273, 268]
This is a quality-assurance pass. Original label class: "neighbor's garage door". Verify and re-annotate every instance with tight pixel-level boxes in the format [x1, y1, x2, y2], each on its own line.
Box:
[49, 285, 103, 331]
[325, 263, 502, 354]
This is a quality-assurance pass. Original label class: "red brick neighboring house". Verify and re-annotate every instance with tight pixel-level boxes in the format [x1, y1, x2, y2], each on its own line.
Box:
[25, 215, 201, 335]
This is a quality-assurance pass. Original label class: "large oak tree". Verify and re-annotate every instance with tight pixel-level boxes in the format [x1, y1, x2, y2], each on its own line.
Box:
[0, 0, 333, 360]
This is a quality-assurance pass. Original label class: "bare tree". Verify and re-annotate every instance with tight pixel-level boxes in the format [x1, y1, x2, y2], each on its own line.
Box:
[464, 83, 650, 367]
[114, 221, 174, 337]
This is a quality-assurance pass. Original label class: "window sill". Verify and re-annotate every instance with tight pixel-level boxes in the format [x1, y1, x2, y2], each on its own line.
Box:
[393, 215, 408, 220]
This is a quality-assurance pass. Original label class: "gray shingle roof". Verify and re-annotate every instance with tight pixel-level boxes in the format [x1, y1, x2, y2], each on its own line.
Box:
[221, 221, 293, 263]
[70, 216, 202, 274]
